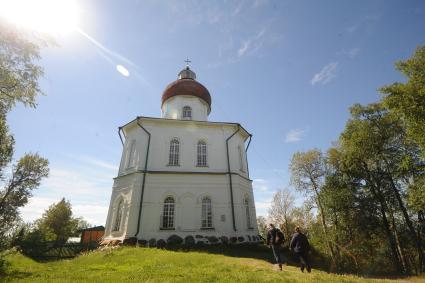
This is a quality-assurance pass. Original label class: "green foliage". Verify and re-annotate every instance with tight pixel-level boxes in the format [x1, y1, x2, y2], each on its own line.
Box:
[407, 176, 425, 213]
[35, 198, 79, 244]
[380, 45, 425, 157]
[0, 20, 50, 252]
[0, 20, 47, 112]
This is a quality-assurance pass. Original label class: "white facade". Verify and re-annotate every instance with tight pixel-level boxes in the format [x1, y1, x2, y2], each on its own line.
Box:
[104, 67, 259, 245]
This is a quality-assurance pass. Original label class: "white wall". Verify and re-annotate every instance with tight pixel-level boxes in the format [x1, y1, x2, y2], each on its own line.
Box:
[104, 118, 258, 242]
[161, 95, 210, 121]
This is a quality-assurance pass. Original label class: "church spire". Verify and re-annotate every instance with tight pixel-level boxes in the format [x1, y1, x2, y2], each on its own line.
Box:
[178, 58, 196, 80]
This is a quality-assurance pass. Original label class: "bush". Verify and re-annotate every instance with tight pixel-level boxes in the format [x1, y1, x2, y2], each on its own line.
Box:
[219, 236, 229, 244]
[230, 237, 237, 244]
[207, 236, 218, 244]
[157, 239, 166, 249]
[138, 240, 147, 247]
[0, 255, 9, 276]
[148, 238, 156, 247]
[184, 236, 195, 246]
[237, 237, 245, 243]
[167, 235, 183, 246]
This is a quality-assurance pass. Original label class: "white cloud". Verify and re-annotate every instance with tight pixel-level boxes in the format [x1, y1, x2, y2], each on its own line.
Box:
[19, 155, 116, 225]
[76, 155, 119, 171]
[285, 128, 305, 143]
[253, 178, 269, 192]
[310, 62, 339, 85]
[20, 196, 108, 226]
[237, 29, 266, 57]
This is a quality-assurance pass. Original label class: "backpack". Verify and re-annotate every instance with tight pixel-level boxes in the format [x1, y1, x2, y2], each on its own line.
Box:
[275, 229, 285, 244]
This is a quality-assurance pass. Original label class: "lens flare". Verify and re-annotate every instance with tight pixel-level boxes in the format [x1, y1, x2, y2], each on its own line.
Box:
[116, 65, 130, 77]
[0, 0, 79, 34]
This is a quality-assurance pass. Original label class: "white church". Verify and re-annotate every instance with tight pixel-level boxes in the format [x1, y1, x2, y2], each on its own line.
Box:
[103, 65, 259, 246]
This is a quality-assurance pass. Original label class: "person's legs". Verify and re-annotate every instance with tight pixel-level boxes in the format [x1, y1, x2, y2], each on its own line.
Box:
[271, 245, 283, 270]
[302, 252, 311, 273]
[296, 252, 305, 272]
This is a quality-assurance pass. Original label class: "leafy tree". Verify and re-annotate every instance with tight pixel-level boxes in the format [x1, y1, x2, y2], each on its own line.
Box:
[289, 149, 338, 270]
[0, 21, 49, 251]
[35, 198, 79, 244]
[0, 20, 47, 112]
[268, 188, 295, 239]
[380, 45, 425, 157]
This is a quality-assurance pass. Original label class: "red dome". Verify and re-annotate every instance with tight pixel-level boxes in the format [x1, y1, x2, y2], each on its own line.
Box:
[161, 78, 211, 107]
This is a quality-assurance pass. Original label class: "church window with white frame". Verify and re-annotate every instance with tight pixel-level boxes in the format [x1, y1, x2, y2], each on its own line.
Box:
[162, 196, 175, 229]
[197, 140, 207, 167]
[182, 106, 192, 120]
[113, 198, 124, 231]
[244, 197, 253, 229]
[201, 196, 213, 228]
[168, 138, 180, 166]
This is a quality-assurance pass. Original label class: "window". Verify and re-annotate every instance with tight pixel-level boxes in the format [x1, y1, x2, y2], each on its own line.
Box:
[197, 140, 207, 167]
[168, 139, 180, 166]
[182, 106, 192, 119]
[201, 197, 213, 228]
[238, 145, 245, 172]
[162, 197, 175, 229]
[244, 197, 252, 229]
[113, 199, 124, 231]
[126, 140, 136, 169]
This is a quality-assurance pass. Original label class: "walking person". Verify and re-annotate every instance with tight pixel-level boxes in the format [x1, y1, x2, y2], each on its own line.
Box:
[290, 226, 312, 273]
[266, 223, 285, 271]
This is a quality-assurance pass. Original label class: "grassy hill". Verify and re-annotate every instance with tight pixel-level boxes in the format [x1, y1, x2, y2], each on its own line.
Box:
[2, 247, 424, 282]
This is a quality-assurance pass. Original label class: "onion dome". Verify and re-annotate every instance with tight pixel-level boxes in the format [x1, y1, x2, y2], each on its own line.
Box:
[161, 66, 212, 108]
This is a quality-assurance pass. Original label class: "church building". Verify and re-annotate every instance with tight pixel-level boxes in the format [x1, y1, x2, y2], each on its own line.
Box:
[103, 65, 259, 245]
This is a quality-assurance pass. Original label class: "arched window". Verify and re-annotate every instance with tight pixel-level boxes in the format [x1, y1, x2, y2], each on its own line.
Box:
[168, 139, 180, 166]
[182, 106, 192, 119]
[201, 197, 212, 228]
[197, 140, 207, 167]
[113, 199, 124, 231]
[162, 196, 175, 229]
[244, 197, 252, 229]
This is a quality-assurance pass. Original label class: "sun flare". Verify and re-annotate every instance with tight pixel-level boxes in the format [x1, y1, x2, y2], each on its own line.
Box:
[0, 0, 79, 34]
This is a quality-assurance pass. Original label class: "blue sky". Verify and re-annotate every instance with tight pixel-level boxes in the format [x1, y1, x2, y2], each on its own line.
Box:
[5, 0, 425, 225]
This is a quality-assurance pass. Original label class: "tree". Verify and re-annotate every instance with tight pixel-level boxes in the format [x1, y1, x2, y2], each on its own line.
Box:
[0, 21, 49, 251]
[289, 149, 338, 269]
[268, 188, 295, 238]
[0, 20, 46, 112]
[35, 198, 79, 245]
[338, 103, 424, 274]
[380, 45, 425, 157]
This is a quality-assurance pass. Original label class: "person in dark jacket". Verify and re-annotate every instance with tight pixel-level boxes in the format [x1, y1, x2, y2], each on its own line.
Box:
[290, 226, 311, 273]
[266, 224, 285, 270]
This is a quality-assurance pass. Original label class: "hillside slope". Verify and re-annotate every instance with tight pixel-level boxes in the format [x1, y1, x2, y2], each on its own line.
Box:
[3, 247, 424, 282]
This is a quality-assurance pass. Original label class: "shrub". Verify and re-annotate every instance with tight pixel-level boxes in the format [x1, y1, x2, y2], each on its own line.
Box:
[230, 237, 237, 244]
[219, 236, 229, 244]
[237, 237, 244, 242]
[157, 239, 166, 249]
[148, 238, 156, 247]
[184, 236, 195, 246]
[167, 235, 183, 246]
[137, 240, 147, 247]
[207, 236, 218, 244]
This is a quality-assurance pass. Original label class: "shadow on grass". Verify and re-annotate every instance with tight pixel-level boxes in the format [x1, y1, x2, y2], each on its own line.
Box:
[161, 243, 331, 273]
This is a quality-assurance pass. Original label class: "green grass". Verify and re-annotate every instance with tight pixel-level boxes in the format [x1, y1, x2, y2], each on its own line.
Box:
[2, 247, 424, 283]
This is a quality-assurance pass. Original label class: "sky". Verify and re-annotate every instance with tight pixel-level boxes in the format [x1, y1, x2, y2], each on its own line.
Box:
[4, 0, 425, 226]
